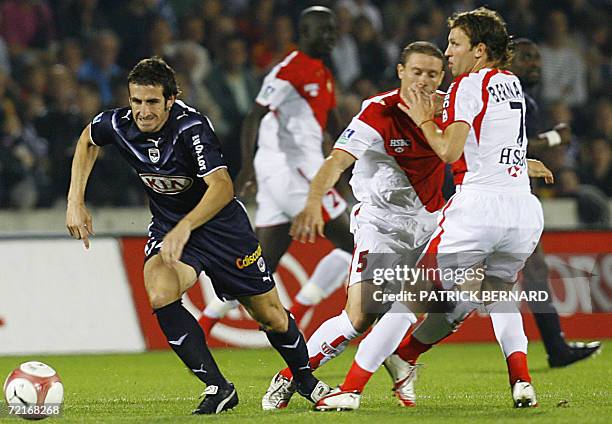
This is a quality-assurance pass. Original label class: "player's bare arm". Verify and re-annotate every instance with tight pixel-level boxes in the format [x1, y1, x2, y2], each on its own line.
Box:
[160, 167, 234, 266]
[290, 149, 355, 244]
[527, 159, 554, 184]
[66, 124, 99, 249]
[235, 103, 269, 196]
[529, 122, 572, 154]
[398, 88, 469, 163]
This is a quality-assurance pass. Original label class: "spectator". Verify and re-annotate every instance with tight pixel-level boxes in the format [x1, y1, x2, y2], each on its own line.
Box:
[0, 0, 55, 56]
[56, 0, 108, 40]
[353, 15, 388, 86]
[148, 17, 174, 58]
[164, 15, 212, 84]
[252, 15, 298, 75]
[77, 30, 123, 107]
[338, 0, 383, 33]
[579, 137, 612, 196]
[539, 10, 588, 107]
[332, 5, 360, 90]
[206, 36, 258, 178]
[57, 39, 84, 77]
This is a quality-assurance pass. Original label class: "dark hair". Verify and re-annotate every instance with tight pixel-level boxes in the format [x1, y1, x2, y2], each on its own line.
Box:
[448, 7, 512, 68]
[127, 57, 180, 100]
[399, 41, 444, 65]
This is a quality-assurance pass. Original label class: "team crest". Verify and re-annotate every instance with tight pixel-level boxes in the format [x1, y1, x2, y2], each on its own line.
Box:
[257, 257, 266, 272]
[148, 148, 160, 163]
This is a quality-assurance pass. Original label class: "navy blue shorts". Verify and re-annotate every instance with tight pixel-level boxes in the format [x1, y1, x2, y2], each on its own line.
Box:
[145, 200, 276, 301]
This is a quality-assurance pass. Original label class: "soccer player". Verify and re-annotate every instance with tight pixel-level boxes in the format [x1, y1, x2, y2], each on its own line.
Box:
[388, 39, 601, 403]
[197, 6, 353, 334]
[399, 8, 543, 408]
[65, 57, 330, 415]
[262, 41, 449, 411]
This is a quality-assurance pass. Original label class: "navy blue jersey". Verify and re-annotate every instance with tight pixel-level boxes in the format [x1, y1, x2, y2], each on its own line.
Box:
[524, 91, 540, 139]
[90, 100, 227, 223]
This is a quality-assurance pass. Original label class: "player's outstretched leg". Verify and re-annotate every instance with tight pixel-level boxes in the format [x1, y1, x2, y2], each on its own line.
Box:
[239, 288, 330, 407]
[263, 283, 377, 410]
[315, 308, 417, 411]
[145, 257, 237, 415]
[262, 310, 361, 410]
[290, 248, 351, 323]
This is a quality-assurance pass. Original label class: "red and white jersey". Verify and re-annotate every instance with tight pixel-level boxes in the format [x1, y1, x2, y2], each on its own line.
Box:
[255, 50, 336, 179]
[334, 89, 445, 226]
[442, 68, 530, 193]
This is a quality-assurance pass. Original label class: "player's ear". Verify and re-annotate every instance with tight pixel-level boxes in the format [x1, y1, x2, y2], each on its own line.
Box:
[397, 63, 405, 80]
[165, 95, 176, 111]
[474, 42, 486, 59]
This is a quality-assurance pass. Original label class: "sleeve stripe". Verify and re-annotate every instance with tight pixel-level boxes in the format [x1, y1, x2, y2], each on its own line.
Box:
[198, 165, 228, 178]
[472, 69, 499, 144]
[445, 74, 468, 124]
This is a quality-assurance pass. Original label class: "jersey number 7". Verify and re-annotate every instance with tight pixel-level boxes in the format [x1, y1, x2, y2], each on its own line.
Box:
[510, 101, 525, 147]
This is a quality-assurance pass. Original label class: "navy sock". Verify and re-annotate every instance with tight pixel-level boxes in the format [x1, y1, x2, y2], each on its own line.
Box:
[154, 299, 227, 387]
[265, 311, 317, 395]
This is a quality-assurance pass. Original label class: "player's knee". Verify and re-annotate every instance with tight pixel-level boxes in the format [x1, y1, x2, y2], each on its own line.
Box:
[345, 310, 374, 333]
[147, 286, 180, 309]
[253, 304, 288, 332]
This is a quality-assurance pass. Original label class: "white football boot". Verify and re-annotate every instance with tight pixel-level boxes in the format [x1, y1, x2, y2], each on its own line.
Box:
[383, 354, 419, 407]
[261, 372, 296, 410]
[512, 380, 538, 408]
[315, 387, 361, 411]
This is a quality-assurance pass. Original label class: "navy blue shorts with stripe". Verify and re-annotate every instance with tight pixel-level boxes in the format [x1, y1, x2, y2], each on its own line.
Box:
[145, 199, 276, 301]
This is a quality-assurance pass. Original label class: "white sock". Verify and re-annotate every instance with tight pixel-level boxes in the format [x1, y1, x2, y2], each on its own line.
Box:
[306, 310, 361, 369]
[202, 298, 240, 319]
[295, 249, 351, 305]
[486, 301, 528, 357]
[355, 309, 417, 372]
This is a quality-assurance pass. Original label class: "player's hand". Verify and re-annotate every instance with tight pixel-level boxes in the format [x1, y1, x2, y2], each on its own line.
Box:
[433, 90, 446, 117]
[234, 167, 257, 198]
[160, 221, 191, 266]
[398, 84, 435, 127]
[289, 203, 324, 244]
[527, 159, 554, 184]
[66, 201, 95, 249]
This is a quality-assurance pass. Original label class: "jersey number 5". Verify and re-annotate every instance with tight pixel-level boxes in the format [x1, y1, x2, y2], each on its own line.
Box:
[356, 250, 369, 273]
[510, 101, 525, 147]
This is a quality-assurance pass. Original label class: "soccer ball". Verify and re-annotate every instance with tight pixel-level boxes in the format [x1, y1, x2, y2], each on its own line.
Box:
[3, 361, 63, 420]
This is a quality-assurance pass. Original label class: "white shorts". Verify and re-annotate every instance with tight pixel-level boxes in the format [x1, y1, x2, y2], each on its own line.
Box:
[348, 204, 437, 286]
[254, 166, 347, 227]
[419, 186, 544, 288]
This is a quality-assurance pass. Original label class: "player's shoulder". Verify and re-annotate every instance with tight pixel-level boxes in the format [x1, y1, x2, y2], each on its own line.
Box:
[264, 50, 301, 81]
[172, 100, 219, 144]
[91, 107, 132, 131]
[358, 89, 399, 120]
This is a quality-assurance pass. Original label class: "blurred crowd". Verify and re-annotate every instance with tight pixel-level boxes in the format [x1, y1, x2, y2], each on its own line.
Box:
[0, 0, 609, 225]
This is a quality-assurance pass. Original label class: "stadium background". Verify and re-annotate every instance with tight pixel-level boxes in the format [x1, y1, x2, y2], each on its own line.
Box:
[0, 0, 610, 354]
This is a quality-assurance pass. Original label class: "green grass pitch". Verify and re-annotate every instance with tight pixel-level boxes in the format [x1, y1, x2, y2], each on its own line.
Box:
[1, 342, 609, 423]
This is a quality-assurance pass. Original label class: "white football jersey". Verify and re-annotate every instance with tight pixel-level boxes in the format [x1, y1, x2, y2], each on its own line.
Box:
[334, 90, 445, 241]
[442, 68, 530, 193]
[254, 50, 336, 179]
